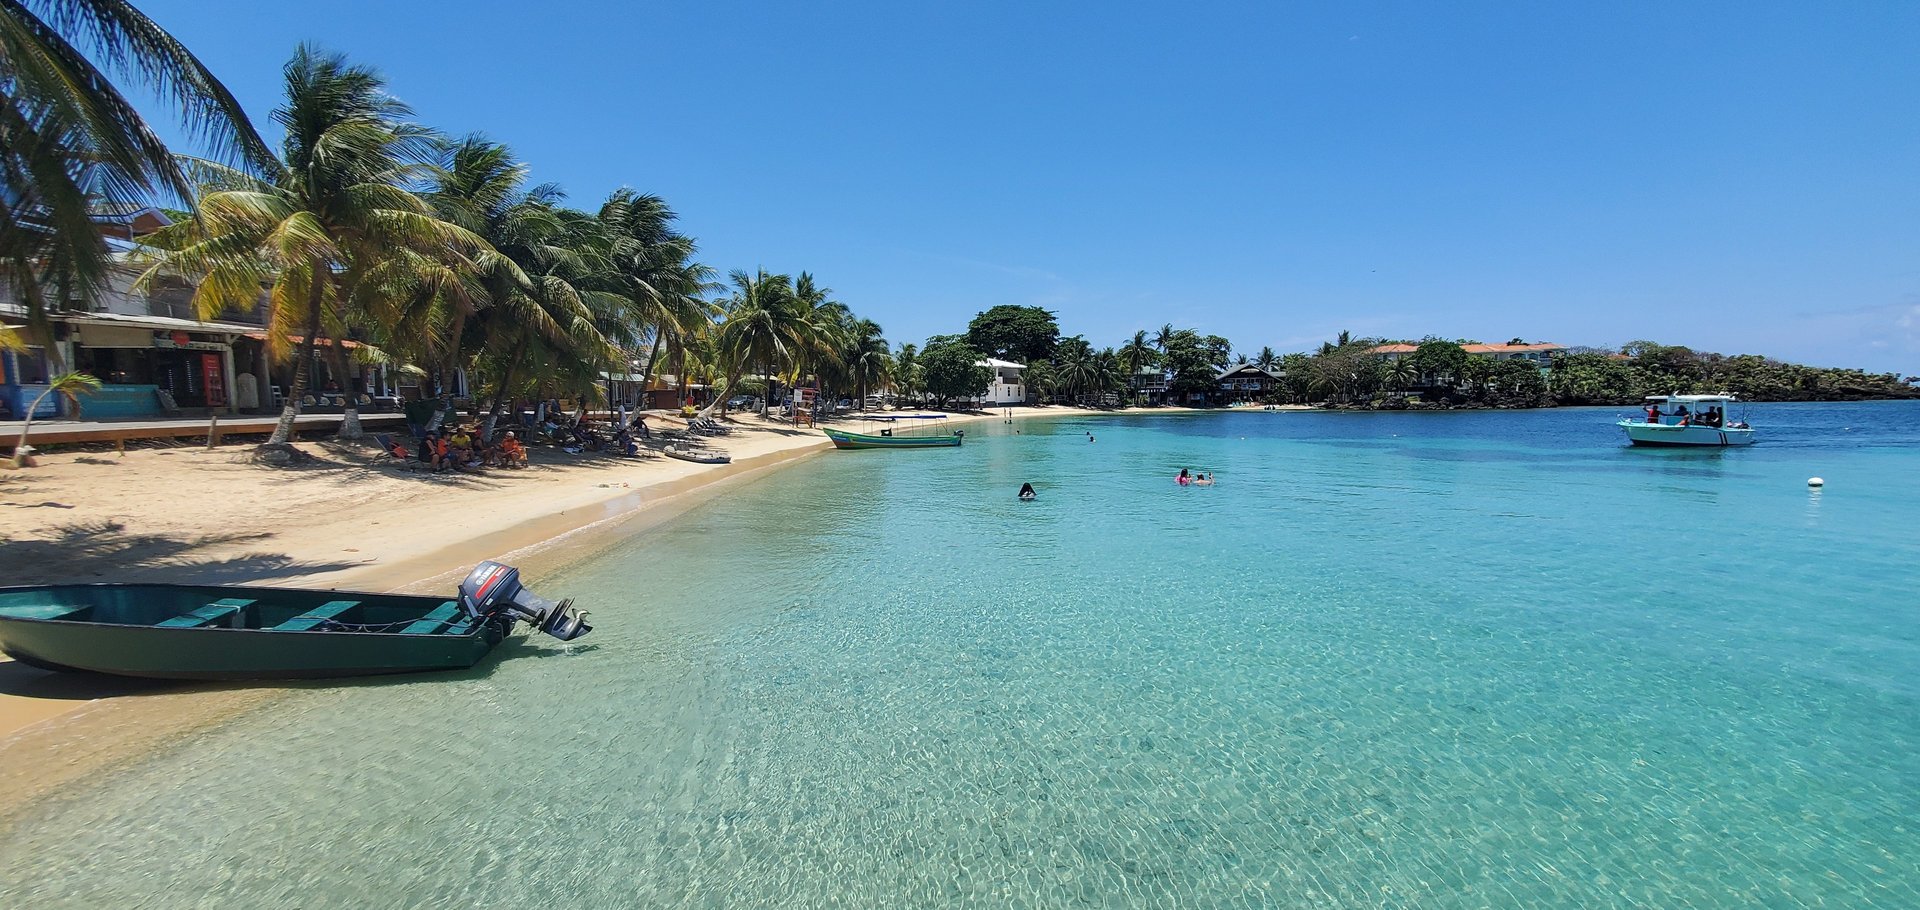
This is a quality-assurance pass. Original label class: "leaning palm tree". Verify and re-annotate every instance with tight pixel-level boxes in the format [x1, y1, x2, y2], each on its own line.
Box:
[425, 138, 622, 437]
[10, 370, 101, 467]
[141, 46, 489, 452]
[596, 190, 715, 393]
[2, 0, 273, 364]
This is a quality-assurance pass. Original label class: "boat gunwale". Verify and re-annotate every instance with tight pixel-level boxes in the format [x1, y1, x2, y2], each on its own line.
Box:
[0, 582, 488, 639]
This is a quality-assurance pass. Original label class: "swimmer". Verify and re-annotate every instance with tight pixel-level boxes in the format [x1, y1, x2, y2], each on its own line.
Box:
[1194, 472, 1214, 486]
[1018, 482, 1037, 501]
[1177, 468, 1192, 486]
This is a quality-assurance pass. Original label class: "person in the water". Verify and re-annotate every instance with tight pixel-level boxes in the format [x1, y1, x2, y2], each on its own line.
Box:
[1177, 469, 1191, 485]
[1018, 482, 1036, 501]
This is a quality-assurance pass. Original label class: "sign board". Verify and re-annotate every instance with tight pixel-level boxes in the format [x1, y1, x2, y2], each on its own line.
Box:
[151, 333, 228, 352]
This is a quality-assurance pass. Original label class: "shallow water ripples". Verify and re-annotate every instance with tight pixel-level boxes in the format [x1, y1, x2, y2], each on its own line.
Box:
[3, 406, 1919, 908]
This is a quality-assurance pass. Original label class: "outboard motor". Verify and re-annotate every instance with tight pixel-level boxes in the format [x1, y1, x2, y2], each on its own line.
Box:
[458, 561, 592, 642]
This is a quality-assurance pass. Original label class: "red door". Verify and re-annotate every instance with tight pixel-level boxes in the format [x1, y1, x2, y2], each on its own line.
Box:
[201, 353, 227, 407]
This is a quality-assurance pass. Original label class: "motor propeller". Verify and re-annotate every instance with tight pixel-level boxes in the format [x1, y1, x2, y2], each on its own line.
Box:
[457, 561, 593, 642]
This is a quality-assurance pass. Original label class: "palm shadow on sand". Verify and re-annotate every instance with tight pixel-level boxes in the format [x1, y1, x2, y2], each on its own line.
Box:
[0, 520, 362, 586]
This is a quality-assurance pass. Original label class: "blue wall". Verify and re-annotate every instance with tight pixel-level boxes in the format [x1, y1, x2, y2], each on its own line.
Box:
[78, 384, 164, 419]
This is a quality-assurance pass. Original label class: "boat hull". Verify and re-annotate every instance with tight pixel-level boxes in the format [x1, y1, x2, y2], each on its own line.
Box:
[663, 448, 730, 464]
[0, 584, 504, 680]
[0, 620, 501, 679]
[1619, 421, 1756, 447]
[823, 428, 962, 449]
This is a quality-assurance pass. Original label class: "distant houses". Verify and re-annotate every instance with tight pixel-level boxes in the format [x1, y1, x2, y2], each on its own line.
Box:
[1213, 363, 1284, 405]
[1368, 341, 1565, 370]
[976, 358, 1026, 406]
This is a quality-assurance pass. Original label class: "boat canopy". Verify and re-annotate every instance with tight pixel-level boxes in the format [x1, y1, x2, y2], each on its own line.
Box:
[849, 413, 948, 422]
[1644, 393, 1739, 404]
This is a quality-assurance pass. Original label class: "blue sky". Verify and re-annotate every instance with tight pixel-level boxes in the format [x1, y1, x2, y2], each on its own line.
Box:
[140, 1, 1920, 372]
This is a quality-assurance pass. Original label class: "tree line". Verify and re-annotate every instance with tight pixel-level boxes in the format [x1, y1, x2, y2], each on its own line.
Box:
[917, 307, 1918, 409]
[3, 6, 893, 452]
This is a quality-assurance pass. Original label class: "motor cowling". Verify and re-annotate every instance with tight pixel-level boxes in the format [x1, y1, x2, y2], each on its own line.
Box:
[458, 561, 592, 642]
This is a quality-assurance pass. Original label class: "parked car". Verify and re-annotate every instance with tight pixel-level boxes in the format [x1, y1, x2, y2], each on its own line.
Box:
[726, 395, 754, 409]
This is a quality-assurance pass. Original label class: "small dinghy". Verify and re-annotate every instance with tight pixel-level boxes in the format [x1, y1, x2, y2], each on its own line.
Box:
[663, 446, 730, 464]
[0, 562, 590, 680]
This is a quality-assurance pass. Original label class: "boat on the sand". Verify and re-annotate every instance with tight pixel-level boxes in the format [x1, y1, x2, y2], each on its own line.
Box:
[662, 446, 730, 464]
[0, 561, 590, 680]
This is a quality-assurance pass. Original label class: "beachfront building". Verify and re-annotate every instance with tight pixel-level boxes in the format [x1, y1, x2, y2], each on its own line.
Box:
[1129, 366, 1169, 405]
[1, 209, 430, 421]
[976, 358, 1027, 406]
[0, 258, 418, 421]
[1213, 363, 1285, 405]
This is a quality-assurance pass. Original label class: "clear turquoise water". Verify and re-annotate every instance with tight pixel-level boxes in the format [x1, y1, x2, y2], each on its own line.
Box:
[4, 403, 1919, 908]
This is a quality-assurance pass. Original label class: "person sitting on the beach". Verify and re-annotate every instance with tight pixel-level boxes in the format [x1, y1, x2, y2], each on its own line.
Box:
[1177, 468, 1191, 485]
[1018, 482, 1036, 501]
[430, 433, 452, 471]
[448, 428, 475, 467]
[498, 432, 528, 468]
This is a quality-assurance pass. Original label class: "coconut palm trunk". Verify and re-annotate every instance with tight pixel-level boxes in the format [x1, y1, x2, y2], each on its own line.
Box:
[481, 335, 529, 440]
[13, 372, 103, 467]
[266, 281, 326, 446]
[327, 334, 362, 439]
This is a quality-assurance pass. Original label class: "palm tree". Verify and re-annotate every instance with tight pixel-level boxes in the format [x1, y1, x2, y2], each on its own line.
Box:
[844, 318, 890, 409]
[1255, 346, 1278, 371]
[141, 46, 488, 451]
[596, 189, 715, 396]
[2, 0, 273, 361]
[785, 272, 848, 401]
[1119, 330, 1157, 405]
[1058, 345, 1097, 403]
[425, 139, 624, 437]
[10, 371, 101, 467]
[891, 343, 922, 406]
[1153, 323, 1176, 355]
[1022, 359, 1056, 404]
[717, 268, 800, 417]
[1384, 358, 1418, 393]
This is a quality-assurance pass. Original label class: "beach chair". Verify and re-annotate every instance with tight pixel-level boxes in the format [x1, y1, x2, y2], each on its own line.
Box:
[371, 432, 427, 471]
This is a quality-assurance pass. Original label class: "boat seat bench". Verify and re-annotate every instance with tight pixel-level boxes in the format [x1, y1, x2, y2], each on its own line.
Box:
[271, 600, 360, 632]
[157, 598, 254, 629]
[398, 601, 463, 635]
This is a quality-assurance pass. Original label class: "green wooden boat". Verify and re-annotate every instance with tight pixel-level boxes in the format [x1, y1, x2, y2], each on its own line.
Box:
[0, 561, 590, 680]
[823, 426, 963, 449]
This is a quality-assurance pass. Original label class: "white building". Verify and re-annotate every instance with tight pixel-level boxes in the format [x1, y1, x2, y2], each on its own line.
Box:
[976, 358, 1026, 406]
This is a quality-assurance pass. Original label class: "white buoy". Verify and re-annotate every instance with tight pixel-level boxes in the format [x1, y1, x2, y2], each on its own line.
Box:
[1808, 477, 1825, 488]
